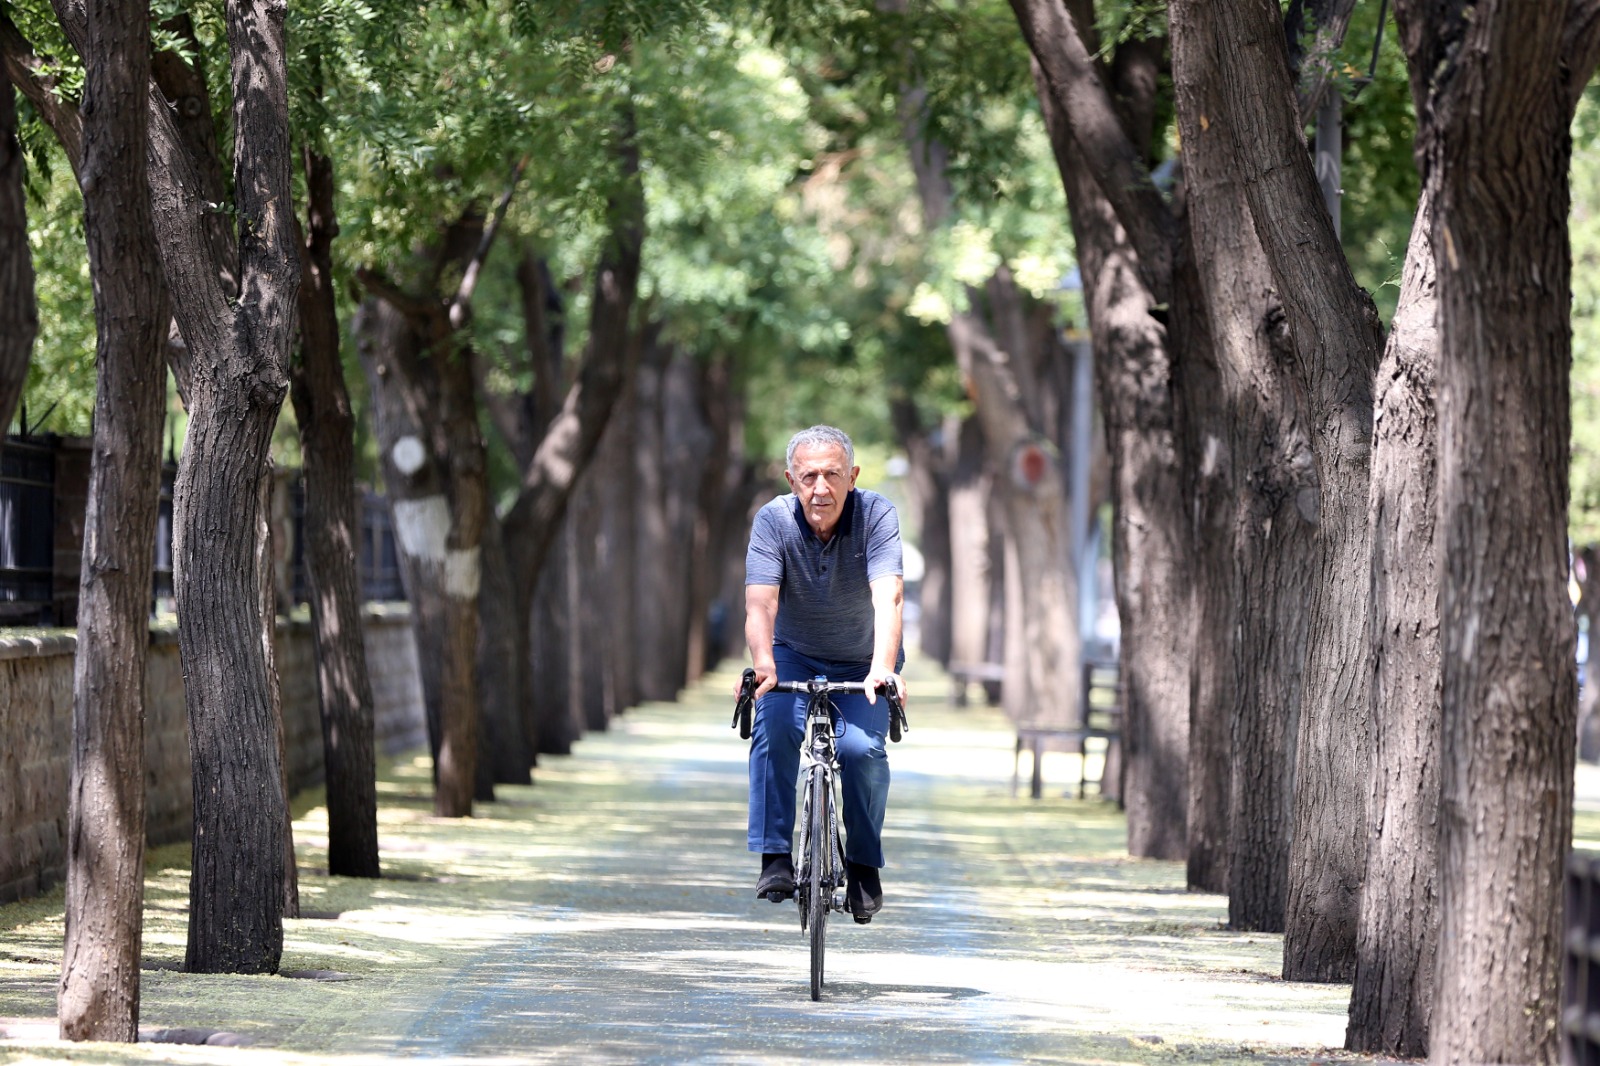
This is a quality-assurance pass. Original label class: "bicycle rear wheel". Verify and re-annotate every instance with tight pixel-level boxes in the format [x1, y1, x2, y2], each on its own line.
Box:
[807, 769, 828, 1000]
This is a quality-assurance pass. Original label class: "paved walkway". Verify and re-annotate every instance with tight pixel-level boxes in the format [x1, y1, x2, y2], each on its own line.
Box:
[0, 657, 1376, 1065]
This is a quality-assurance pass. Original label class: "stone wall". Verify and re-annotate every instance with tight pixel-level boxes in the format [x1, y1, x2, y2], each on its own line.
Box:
[0, 604, 425, 903]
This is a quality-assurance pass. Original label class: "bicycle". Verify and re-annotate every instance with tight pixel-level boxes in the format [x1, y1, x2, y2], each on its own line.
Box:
[734, 667, 908, 1000]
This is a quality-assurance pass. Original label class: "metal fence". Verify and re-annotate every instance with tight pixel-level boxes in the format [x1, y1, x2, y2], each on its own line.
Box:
[288, 481, 406, 605]
[0, 439, 56, 625]
[0, 435, 404, 627]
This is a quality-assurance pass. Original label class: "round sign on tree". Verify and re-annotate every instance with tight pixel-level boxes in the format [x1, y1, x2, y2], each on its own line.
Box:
[1009, 439, 1055, 490]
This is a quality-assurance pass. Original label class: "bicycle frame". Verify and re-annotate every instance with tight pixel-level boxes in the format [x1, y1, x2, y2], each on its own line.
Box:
[733, 667, 906, 999]
[793, 683, 847, 928]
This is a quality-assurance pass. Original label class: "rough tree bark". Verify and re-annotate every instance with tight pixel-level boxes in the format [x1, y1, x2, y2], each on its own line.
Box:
[357, 268, 489, 818]
[1017, 0, 1191, 858]
[0, 84, 34, 437]
[289, 144, 380, 877]
[172, 0, 299, 972]
[36, 0, 297, 971]
[1345, 196, 1439, 1058]
[55, 0, 167, 1036]
[1390, 3, 1600, 1060]
[500, 110, 644, 734]
[890, 400, 953, 667]
[359, 170, 528, 817]
[1169, 0, 1316, 930]
[945, 416, 994, 675]
[631, 330, 675, 702]
[1029, 27, 1191, 858]
[892, 54, 1083, 747]
[1209, 0, 1386, 979]
[685, 354, 735, 683]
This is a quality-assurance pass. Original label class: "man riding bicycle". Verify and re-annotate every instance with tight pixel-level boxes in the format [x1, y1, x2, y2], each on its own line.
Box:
[743, 425, 907, 923]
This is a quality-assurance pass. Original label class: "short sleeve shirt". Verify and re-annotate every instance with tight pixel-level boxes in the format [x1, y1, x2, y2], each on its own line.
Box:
[745, 488, 902, 664]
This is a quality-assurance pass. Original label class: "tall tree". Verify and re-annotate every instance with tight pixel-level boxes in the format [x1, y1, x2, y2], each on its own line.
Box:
[1389, 2, 1600, 1060]
[1020, 4, 1192, 861]
[1169, 0, 1318, 931]
[28, 0, 298, 975]
[359, 198, 502, 818]
[0, 83, 32, 437]
[290, 138, 381, 877]
[54, 0, 167, 1036]
[1345, 196, 1439, 1057]
[1206, 0, 1387, 980]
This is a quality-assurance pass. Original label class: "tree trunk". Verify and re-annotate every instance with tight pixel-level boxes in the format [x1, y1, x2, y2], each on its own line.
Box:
[571, 465, 617, 732]
[686, 353, 733, 682]
[528, 516, 578, 754]
[289, 145, 380, 878]
[631, 332, 674, 702]
[56, 0, 166, 1034]
[478, 513, 532, 782]
[891, 399, 953, 666]
[361, 300, 480, 819]
[1390, 4, 1597, 1060]
[502, 139, 643, 741]
[948, 307, 1083, 734]
[1345, 196, 1438, 1058]
[1169, 0, 1316, 927]
[1173, 228, 1232, 895]
[1027, 30, 1191, 857]
[0, 84, 34, 437]
[1209, 0, 1385, 975]
[946, 416, 994, 672]
[663, 351, 715, 690]
[357, 205, 503, 819]
[46, 0, 298, 973]
[262, 462, 297, 917]
[168, 0, 298, 972]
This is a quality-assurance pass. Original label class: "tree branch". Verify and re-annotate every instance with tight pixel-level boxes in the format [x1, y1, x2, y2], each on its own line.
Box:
[450, 154, 528, 328]
[356, 266, 434, 330]
[0, 11, 83, 174]
[1287, 0, 1360, 125]
[1566, 0, 1600, 107]
[1007, 0, 1175, 303]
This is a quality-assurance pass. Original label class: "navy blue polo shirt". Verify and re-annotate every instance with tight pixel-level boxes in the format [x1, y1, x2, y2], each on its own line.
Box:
[745, 488, 903, 663]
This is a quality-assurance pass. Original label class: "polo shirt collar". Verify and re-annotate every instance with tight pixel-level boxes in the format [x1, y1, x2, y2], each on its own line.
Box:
[793, 489, 857, 543]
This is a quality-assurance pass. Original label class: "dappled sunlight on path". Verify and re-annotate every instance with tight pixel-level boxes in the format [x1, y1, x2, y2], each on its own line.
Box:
[0, 655, 1388, 1065]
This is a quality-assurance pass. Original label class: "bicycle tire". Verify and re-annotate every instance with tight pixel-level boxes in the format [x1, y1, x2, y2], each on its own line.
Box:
[808, 768, 828, 1000]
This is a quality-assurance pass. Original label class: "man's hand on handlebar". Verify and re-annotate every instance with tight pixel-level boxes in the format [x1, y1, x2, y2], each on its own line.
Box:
[748, 661, 777, 700]
[863, 666, 906, 707]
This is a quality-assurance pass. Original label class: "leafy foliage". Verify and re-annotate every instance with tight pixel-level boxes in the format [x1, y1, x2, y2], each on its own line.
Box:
[1569, 86, 1600, 545]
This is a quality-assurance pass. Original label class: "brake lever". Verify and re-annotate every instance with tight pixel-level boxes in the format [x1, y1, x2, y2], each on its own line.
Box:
[733, 668, 756, 740]
[881, 679, 908, 743]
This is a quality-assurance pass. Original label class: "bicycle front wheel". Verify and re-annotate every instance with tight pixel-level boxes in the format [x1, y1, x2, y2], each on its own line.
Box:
[807, 768, 828, 1000]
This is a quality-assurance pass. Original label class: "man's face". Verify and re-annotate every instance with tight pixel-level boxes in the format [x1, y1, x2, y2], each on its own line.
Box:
[785, 442, 859, 540]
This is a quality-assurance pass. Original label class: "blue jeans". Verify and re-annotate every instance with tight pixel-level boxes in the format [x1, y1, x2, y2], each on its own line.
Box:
[747, 645, 894, 868]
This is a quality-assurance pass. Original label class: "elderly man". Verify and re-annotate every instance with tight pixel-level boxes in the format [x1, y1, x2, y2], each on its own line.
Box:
[744, 425, 906, 923]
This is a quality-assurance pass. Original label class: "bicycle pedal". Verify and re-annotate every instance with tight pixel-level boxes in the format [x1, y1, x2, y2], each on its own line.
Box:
[765, 889, 793, 903]
[853, 913, 872, 925]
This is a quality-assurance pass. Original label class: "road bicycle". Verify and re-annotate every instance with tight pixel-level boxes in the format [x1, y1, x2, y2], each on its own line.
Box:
[734, 668, 908, 1000]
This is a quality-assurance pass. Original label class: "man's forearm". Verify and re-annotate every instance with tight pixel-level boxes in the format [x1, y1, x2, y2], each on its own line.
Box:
[870, 577, 904, 672]
[745, 588, 779, 670]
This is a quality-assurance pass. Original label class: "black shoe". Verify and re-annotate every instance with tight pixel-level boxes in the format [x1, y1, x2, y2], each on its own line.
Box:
[756, 853, 795, 900]
[847, 862, 882, 923]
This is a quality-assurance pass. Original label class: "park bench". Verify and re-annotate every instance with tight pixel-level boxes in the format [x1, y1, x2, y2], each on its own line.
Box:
[948, 659, 1005, 706]
[1010, 658, 1123, 801]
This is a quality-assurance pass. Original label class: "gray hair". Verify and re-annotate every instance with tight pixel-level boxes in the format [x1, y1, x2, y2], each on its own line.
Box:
[786, 425, 855, 471]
